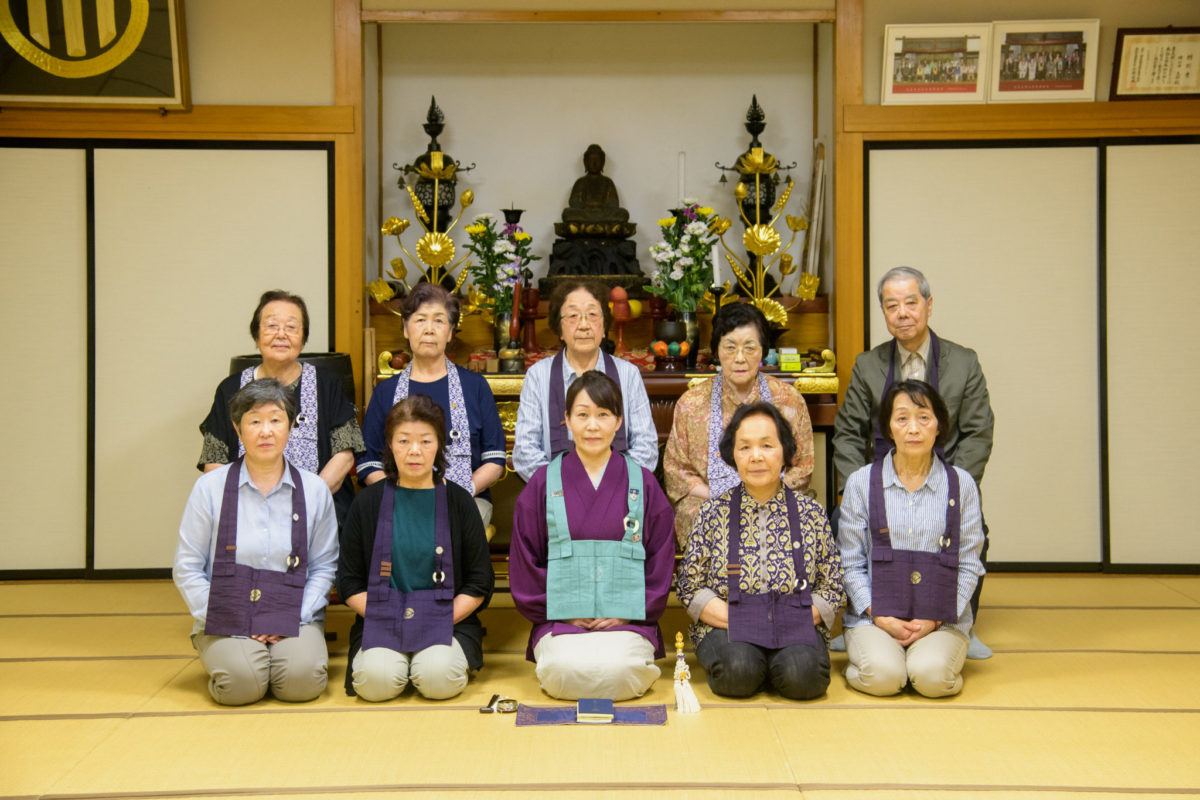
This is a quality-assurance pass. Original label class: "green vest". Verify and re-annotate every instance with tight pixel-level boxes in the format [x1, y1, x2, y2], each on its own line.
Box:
[545, 453, 646, 621]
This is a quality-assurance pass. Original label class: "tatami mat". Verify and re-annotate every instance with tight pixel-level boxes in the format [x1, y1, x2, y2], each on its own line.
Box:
[2, 574, 1199, 799]
[971, 607, 1200, 652]
[980, 574, 1200, 608]
[43, 708, 794, 796]
[0, 580, 186, 616]
[773, 709, 1200, 792]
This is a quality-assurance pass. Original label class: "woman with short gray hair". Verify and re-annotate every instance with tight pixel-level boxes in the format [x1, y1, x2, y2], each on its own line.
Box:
[175, 378, 339, 705]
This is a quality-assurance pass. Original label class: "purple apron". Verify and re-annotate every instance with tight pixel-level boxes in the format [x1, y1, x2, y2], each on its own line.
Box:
[867, 456, 960, 622]
[361, 482, 455, 653]
[548, 349, 628, 458]
[873, 331, 941, 461]
[204, 458, 308, 638]
[726, 485, 819, 649]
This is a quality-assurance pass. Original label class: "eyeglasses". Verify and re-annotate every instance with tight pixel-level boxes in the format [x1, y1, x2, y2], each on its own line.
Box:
[720, 342, 762, 358]
[562, 310, 603, 327]
[262, 322, 303, 338]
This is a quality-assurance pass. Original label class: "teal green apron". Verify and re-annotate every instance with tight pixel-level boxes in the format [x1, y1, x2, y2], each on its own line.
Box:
[545, 453, 646, 621]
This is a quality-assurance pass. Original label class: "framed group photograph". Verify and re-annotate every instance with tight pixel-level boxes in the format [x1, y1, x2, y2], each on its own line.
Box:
[0, 0, 189, 109]
[1110, 27, 1200, 101]
[988, 19, 1100, 103]
[881, 23, 992, 105]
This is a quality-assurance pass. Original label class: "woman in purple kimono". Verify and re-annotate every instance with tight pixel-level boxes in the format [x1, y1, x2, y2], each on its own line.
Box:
[336, 394, 494, 701]
[675, 402, 844, 700]
[837, 380, 985, 697]
[510, 371, 676, 701]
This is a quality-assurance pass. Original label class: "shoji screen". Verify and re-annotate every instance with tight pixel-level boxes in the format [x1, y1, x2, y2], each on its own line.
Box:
[1106, 143, 1200, 566]
[868, 145, 1101, 564]
[0, 147, 88, 570]
[93, 146, 330, 569]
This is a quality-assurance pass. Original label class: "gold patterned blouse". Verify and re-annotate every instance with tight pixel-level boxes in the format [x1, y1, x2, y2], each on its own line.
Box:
[663, 373, 814, 547]
[674, 485, 845, 648]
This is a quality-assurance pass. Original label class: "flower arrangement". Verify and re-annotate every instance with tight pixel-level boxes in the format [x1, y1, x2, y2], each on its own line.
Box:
[463, 214, 539, 315]
[644, 202, 723, 313]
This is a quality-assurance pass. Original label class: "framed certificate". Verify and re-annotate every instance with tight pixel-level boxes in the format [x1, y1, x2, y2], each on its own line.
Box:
[1110, 27, 1200, 101]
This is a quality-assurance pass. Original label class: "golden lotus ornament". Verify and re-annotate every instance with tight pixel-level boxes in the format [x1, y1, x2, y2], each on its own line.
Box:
[753, 297, 788, 327]
[416, 232, 455, 268]
[366, 278, 396, 304]
[796, 272, 820, 301]
[743, 224, 781, 257]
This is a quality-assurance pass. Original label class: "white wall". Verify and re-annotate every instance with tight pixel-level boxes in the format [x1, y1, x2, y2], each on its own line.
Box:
[0, 148, 88, 571]
[184, 0, 335, 106]
[378, 22, 821, 289]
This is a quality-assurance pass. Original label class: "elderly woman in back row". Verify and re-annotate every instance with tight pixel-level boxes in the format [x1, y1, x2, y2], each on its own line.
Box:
[358, 283, 506, 526]
[199, 290, 363, 522]
[663, 302, 814, 547]
[175, 379, 339, 705]
[676, 402, 843, 700]
[513, 277, 659, 481]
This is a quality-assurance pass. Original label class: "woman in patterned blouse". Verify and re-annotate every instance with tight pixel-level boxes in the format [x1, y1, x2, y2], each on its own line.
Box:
[675, 402, 844, 700]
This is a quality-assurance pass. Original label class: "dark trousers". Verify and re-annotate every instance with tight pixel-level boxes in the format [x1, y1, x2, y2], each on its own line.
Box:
[830, 504, 990, 625]
[696, 628, 830, 701]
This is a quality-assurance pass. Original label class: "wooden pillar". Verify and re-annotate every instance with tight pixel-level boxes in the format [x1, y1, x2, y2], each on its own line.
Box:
[833, 0, 864, 402]
[333, 0, 365, 409]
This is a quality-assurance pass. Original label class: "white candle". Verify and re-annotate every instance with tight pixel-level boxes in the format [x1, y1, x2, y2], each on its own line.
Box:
[677, 151, 686, 204]
[711, 243, 721, 285]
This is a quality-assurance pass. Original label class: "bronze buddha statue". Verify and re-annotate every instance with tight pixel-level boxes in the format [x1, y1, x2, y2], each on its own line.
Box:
[555, 144, 636, 239]
[545, 144, 642, 283]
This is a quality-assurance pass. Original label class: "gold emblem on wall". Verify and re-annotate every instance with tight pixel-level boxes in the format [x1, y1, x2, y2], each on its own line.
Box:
[0, 1, 149, 79]
[0, 0, 189, 109]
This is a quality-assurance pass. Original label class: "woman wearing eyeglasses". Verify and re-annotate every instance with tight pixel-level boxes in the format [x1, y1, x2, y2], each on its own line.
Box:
[199, 290, 363, 522]
[663, 303, 814, 548]
[512, 277, 659, 482]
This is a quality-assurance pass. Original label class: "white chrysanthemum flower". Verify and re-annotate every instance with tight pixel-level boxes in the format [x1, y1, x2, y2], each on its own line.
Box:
[669, 268, 685, 281]
[681, 197, 699, 207]
[474, 212, 493, 221]
[678, 257, 694, 267]
[684, 221, 708, 237]
[493, 239, 516, 254]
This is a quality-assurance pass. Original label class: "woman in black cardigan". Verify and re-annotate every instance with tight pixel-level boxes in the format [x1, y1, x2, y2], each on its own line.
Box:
[336, 394, 493, 700]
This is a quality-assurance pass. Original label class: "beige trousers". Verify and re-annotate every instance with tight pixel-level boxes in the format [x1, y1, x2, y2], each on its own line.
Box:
[844, 624, 968, 698]
[352, 638, 469, 701]
[533, 630, 661, 701]
[193, 621, 328, 706]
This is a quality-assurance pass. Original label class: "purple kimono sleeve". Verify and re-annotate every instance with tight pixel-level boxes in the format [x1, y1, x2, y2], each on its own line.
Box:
[509, 467, 550, 627]
[639, 468, 678, 629]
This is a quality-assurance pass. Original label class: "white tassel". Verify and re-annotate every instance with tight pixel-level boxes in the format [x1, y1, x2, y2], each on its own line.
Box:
[673, 632, 701, 713]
